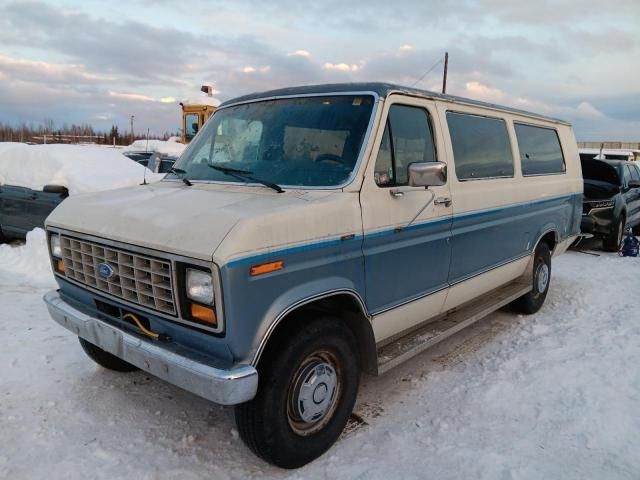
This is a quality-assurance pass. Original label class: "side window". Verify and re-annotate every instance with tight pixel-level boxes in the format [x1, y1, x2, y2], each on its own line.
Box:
[374, 105, 437, 187]
[514, 123, 565, 175]
[446, 112, 514, 180]
[629, 164, 640, 182]
[185, 113, 199, 140]
[624, 165, 635, 186]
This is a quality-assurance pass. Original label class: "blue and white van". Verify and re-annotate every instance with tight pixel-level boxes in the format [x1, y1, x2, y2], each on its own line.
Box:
[44, 83, 582, 468]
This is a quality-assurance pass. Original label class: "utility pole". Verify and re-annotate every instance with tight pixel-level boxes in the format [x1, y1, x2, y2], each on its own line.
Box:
[442, 51, 449, 94]
[130, 115, 135, 141]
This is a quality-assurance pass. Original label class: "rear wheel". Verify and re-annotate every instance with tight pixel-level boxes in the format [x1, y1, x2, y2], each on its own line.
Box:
[78, 337, 139, 372]
[511, 242, 551, 315]
[235, 317, 360, 469]
[603, 216, 624, 252]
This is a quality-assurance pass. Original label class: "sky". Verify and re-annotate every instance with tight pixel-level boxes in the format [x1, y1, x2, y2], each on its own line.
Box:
[0, 0, 638, 140]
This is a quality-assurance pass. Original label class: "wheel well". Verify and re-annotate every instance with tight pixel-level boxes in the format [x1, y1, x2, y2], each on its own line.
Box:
[538, 231, 557, 253]
[256, 293, 378, 375]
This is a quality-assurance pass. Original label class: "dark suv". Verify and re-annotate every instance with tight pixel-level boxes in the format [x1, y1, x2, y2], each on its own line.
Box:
[581, 158, 640, 251]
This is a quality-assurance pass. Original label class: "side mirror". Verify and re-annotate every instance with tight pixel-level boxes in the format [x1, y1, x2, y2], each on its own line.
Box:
[43, 184, 69, 197]
[408, 162, 447, 187]
[628, 180, 640, 189]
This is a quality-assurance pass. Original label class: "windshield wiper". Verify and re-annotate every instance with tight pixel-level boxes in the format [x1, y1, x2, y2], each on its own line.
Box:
[168, 167, 193, 186]
[208, 163, 284, 193]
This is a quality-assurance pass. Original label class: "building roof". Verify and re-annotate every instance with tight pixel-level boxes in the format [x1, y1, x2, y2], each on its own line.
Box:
[221, 82, 570, 126]
[579, 148, 639, 156]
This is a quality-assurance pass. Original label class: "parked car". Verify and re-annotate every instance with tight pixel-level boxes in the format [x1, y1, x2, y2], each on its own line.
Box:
[0, 144, 162, 242]
[0, 184, 68, 241]
[580, 158, 640, 251]
[124, 151, 178, 174]
[43, 82, 582, 468]
[122, 151, 153, 166]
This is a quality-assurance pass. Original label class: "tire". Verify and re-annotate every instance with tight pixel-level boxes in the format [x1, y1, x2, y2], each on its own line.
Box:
[603, 216, 625, 252]
[235, 317, 360, 469]
[511, 242, 551, 315]
[78, 337, 139, 372]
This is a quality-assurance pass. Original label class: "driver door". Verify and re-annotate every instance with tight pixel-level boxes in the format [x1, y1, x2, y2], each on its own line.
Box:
[360, 97, 452, 337]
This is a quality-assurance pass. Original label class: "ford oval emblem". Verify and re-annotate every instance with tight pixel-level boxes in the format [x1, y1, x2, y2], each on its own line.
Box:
[97, 262, 115, 280]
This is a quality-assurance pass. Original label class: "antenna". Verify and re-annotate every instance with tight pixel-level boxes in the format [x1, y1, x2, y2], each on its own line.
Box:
[141, 164, 148, 185]
[442, 51, 449, 94]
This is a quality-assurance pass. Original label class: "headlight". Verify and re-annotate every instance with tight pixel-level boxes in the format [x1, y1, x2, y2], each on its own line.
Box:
[185, 268, 214, 304]
[50, 234, 62, 258]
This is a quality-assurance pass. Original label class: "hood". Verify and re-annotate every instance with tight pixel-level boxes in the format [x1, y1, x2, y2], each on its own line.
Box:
[583, 179, 619, 200]
[46, 181, 316, 261]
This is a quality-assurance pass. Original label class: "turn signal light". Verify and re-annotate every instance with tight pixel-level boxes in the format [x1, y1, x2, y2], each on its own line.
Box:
[55, 259, 65, 273]
[190, 304, 217, 325]
[250, 260, 284, 276]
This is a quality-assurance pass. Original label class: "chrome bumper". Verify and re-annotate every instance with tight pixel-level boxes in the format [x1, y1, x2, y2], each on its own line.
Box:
[43, 290, 258, 405]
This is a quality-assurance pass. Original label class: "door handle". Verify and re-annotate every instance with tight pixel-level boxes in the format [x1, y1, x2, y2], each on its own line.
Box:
[434, 197, 452, 207]
[389, 189, 404, 198]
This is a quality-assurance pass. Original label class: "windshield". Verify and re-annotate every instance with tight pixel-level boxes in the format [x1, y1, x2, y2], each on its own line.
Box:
[169, 95, 375, 188]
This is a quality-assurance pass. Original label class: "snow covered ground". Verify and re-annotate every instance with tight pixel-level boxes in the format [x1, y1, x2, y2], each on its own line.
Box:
[1, 235, 639, 479]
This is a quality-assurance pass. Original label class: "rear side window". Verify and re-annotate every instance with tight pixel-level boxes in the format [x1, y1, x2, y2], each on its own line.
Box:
[514, 123, 565, 175]
[374, 105, 437, 187]
[446, 112, 513, 180]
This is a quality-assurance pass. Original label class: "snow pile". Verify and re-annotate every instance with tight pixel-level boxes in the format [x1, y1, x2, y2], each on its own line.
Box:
[0, 142, 28, 154]
[1, 246, 640, 478]
[125, 139, 185, 157]
[0, 228, 55, 288]
[181, 96, 221, 107]
[0, 144, 163, 195]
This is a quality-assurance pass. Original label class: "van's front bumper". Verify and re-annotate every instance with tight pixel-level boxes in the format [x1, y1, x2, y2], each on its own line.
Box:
[43, 290, 258, 405]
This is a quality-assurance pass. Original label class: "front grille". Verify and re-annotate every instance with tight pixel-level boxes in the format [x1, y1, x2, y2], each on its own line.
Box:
[60, 236, 176, 315]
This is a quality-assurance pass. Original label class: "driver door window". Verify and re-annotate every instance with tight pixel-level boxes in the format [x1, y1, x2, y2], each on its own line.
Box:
[374, 105, 437, 187]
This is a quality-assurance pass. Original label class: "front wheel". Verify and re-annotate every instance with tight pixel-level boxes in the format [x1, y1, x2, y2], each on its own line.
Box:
[511, 242, 551, 314]
[235, 317, 360, 469]
[78, 337, 139, 372]
[603, 217, 624, 252]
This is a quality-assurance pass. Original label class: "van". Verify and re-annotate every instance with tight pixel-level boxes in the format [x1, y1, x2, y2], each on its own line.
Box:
[44, 82, 582, 468]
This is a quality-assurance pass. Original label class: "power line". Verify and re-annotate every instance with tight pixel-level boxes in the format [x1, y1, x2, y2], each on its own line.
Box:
[411, 57, 444, 87]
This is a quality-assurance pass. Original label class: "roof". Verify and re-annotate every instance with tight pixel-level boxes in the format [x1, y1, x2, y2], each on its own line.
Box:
[220, 82, 570, 125]
[181, 96, 221, 107]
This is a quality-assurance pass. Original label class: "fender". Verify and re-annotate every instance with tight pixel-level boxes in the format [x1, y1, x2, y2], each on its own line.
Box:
[249, 278, 370, 366]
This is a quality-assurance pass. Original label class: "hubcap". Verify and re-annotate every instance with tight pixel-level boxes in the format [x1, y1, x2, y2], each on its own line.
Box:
[287, 351, 341, 436]
[537, 263, 549, 293]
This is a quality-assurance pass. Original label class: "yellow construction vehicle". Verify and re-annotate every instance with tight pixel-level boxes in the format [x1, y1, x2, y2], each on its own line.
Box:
[180, 85, 221, 143]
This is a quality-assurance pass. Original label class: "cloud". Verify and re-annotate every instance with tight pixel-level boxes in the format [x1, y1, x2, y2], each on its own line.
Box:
[323, 62, 362, 72]
[108, 91, 155, 102]
[0, 0, 638, 141]
[575, 101, 605, 119]
[0, 55, 108, 85]
[464, 81, 506, 102]
[288, 50, 311, 57]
